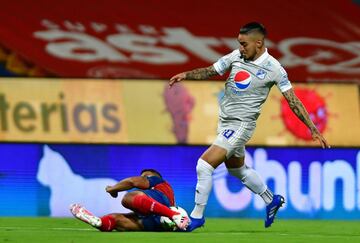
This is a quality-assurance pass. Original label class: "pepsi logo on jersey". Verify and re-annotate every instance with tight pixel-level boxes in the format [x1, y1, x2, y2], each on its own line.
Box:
[234, 70, 252, 90]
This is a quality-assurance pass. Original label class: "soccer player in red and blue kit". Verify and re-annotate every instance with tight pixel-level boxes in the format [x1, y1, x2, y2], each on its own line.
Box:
[70, 169, 189, 231]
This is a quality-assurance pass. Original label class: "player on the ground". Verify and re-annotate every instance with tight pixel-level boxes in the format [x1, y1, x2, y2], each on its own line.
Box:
[169, 22, 330, 231]
[70, 169, 189, 231]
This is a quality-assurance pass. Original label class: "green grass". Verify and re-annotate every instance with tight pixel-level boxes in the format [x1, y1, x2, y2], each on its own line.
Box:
[1, 218, 360, 243]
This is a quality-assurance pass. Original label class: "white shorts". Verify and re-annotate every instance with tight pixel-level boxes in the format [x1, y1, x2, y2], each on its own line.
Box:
[213, 121, 256, 159]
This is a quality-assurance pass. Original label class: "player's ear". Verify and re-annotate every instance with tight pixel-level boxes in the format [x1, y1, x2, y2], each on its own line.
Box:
[256, 39, 263, 48]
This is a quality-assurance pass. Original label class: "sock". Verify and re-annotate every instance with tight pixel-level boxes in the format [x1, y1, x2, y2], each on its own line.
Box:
[99, 215, 116, 232]
[132, 194, 177, 218]
[190, 159, 215, 219]
[228, 164, 273, 204]
[259, 188, 273, 205]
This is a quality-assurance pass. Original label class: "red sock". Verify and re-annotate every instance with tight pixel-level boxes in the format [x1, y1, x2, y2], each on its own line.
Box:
[132, 194, 177, 218]
[99, 215, 116, 232]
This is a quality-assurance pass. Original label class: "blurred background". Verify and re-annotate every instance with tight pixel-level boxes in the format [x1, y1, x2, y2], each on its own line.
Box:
[0, 0, 359, 220]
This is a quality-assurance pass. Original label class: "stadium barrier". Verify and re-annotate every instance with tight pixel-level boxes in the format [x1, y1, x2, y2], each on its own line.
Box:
[0, 78, 359, 146]
[0, 143, 359, 219]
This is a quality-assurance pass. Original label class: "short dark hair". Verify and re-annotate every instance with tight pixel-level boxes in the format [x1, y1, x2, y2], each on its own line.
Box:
[140, 168, 162, 178]
[240, 22, 267, 37]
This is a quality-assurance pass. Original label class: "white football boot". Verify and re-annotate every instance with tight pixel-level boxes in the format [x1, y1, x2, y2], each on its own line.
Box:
[69, 203, 102, 228]
[171, 213, 190, 230]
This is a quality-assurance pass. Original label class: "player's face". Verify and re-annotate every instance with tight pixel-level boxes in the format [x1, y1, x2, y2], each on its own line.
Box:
[237, 33, 262, 61]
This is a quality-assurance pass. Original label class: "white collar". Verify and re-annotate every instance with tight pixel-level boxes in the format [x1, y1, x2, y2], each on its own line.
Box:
[251, 48, 269, 65]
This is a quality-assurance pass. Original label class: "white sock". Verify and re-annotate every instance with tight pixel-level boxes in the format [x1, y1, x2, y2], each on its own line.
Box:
[259, 188, 273, 205]
[190, 158, 214, 219]
[228, 164, 273, 204]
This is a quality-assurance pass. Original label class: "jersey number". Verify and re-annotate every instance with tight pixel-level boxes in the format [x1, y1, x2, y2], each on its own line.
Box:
[222, 129, 235, 139]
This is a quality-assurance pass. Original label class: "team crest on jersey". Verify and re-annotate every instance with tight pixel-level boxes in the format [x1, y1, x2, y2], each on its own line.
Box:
[256, 69, 267, 80]
[234, 70, 252, 90]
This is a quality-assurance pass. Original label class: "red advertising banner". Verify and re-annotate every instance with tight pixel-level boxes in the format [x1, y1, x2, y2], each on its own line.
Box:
[0, 0, 359, 82]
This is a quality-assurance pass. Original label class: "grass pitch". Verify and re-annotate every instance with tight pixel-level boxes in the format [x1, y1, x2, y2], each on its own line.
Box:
[0, 217, 359, 243]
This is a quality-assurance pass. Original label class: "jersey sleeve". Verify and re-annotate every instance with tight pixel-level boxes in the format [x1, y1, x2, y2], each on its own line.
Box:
[274, 66, 292, 93]
[213, 50, 238, 76]
[146, 176, 165, 188]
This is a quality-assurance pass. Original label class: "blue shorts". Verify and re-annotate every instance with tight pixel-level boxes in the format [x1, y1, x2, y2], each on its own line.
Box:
[140, 190, 171, 231]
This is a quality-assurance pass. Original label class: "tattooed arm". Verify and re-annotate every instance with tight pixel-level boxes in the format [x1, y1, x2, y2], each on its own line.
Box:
[169, 65, 218, 87]
[282, 88, 330, 148]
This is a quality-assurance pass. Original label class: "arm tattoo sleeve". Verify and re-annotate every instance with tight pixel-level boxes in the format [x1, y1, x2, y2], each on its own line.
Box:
[283, 89, 318, 133]
[185, 65, 218, 80]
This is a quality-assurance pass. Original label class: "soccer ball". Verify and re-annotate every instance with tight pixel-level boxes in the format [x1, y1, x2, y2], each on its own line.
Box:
[160, 206, 190, 231]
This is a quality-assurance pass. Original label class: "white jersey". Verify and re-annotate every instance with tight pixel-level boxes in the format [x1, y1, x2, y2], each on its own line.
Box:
[213, 48, 292, 125]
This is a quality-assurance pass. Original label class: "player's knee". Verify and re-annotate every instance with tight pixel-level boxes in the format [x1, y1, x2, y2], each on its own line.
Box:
[121, 191, 142, 208]
[225, 156, 245, 168]
[196, 159, 215, 177]
[228, 164, 249, 180]
[121, 192, 135, 208]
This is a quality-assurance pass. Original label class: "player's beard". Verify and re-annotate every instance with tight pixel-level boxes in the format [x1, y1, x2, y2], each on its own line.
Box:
[241, 53, 250, 62]
[241, 51, 257, 62]
[240, 53, 247, 61]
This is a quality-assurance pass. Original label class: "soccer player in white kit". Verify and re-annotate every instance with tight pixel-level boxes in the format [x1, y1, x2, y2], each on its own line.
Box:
[169, 22, 330, 232]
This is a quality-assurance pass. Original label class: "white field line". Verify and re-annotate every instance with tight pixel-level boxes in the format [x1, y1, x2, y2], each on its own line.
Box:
[0, 226, 94, 231]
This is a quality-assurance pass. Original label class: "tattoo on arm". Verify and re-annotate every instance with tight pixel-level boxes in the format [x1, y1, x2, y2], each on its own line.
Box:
[283, 89, 318, 133]
[185, 65, 218, 80]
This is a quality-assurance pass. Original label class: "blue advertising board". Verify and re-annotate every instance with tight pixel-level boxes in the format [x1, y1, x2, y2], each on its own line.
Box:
[0, 144, 359, 219]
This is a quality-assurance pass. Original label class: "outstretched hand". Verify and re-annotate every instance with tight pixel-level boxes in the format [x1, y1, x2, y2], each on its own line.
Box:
[312, 131, 330, 149]
[169, 72, 186, 88]
[105, 185, 118, 198]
